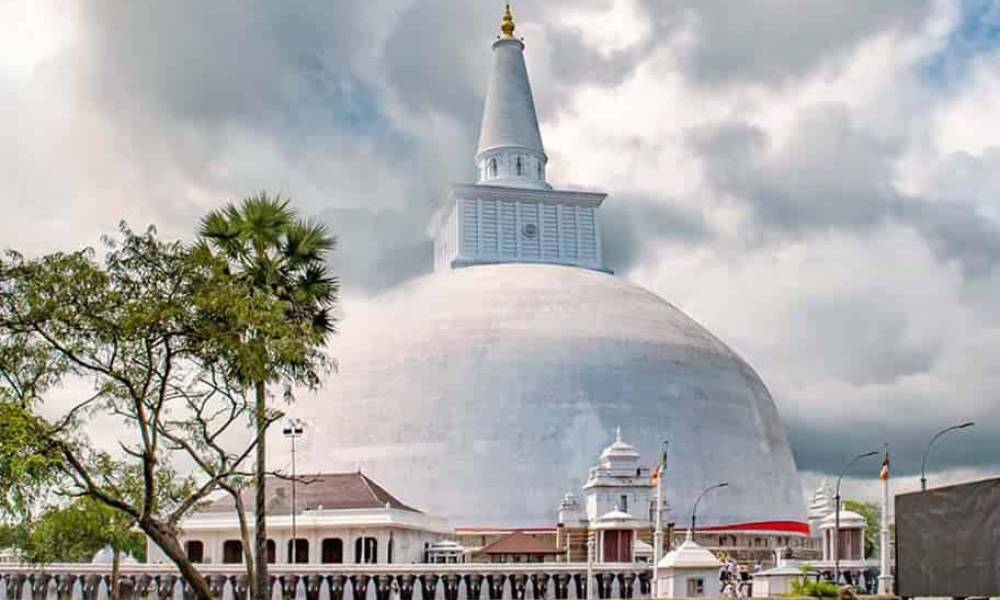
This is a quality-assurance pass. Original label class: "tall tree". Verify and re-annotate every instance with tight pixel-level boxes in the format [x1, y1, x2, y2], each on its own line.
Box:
[0, 225, 327, 600]
[199, 193, 338, 600]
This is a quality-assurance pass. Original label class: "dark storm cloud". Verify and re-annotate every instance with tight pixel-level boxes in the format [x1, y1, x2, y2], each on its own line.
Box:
[601, 193, 709, 273]
[688, 109, 1000, 279]
[319, 208, 434, 294]
[639, 0, 935, 86]
[382, 0, 493, 127]
[533, 1, 935, 92]
[788, 418, 999, 477]
[77, 3, 376, 122]
[61, 1, 460, 292]
[898, 192, 1000, 280]
[57, 0, 631, 292]
[545, 26, 647, 90]
[786, 296, 942, 387]
[689, 107, 897, 231]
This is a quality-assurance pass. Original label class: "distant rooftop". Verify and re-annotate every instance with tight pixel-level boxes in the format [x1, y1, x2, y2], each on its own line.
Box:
[477, 531, 562, 555]
[201, 472, 420, 515]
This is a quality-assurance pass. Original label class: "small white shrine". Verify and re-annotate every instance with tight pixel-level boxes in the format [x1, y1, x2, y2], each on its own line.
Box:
[819, 509, 866, 563]
[752, 564, 816, 597]
[655, 531, 722, 598]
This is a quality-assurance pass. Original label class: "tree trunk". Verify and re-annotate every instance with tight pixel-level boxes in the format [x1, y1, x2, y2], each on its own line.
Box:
[141, 519, 213, 600]
[110, 548, 121, 600]
[226, 483, 257, 600]
[253, 380, 269, 600]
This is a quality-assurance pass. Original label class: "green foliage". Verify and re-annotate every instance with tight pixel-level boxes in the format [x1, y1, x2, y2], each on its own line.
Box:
[0, 402, 62, 517]
[0, 221, 334, 598]
[789, 580, 840, 598]
[199, 192, 339, 388]
[789, 566, 839, 598]
[20, 497, 146, 564]
[843, 500, 880, 558]
[0, 522, 25, 549]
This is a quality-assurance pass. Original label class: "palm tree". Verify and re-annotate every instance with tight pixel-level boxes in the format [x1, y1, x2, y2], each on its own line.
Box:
[199, 192, 337, 600]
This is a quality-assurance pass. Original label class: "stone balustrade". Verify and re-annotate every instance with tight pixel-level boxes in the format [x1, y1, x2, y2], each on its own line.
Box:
[0, 563, 652, 600]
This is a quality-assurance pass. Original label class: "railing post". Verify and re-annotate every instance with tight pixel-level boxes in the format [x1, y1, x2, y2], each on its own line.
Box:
[350, 575, 371, 600]
[395, 575, 415, 600]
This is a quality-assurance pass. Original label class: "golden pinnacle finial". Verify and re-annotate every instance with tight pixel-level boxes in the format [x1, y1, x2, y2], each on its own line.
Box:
[500, 3, 516, 39]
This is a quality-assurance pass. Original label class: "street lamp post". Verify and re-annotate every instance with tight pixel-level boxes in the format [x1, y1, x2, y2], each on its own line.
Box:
[690, 482, 728, 538]
[920, 421, 974, 491]
[834, 451, 879, 585]
[283, 419, 304, 564]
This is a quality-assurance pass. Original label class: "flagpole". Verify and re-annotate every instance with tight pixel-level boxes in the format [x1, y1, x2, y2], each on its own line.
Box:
[652, 441, 667, 598]
[586, 531, 595, 600]
[878, 444, 893, 595]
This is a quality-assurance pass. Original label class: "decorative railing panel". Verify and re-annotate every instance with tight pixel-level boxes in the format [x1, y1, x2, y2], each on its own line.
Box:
[0, 564, 651, 600]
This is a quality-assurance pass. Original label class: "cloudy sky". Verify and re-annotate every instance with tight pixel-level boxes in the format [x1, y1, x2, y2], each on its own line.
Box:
[2, 0, 999, 502]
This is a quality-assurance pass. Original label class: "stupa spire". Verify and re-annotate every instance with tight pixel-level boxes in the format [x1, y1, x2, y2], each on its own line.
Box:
[500, 4, 516, 39]
[430, 5, 608, 274]
[476, 3, 548, 189]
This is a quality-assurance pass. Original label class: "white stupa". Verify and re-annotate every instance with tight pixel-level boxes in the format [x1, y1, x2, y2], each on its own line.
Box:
[302, 5, 807, 530]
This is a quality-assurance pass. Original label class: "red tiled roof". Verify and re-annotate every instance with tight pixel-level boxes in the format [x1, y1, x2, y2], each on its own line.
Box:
[477, 531, 562, 555]
[202, 472, 419, 514]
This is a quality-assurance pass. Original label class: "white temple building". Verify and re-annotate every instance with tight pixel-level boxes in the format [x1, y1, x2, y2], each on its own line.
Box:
[148, 473, 450, 565]
[557, 429, 661, 563]
[299, 3, 810, 535]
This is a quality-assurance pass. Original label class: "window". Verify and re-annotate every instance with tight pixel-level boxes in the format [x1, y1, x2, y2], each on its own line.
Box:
[321, 538, 343, 564]
[537, 162, 543, 179]
[516, 156, 523, 176]
[287, 538, 309, 564]
[266, 539, 276, 564]
[488, 158, 498, 178]
[185, 540, 204, 563]
[686, 578, 705, 597]
[620, 494, 629, 513]
[354, 536, 378, 564]
[387, 536, 394, 564]
[222, 540, 242, 564]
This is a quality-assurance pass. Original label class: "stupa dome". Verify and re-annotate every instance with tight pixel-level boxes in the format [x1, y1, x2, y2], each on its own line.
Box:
[301, 263, 806, 528]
